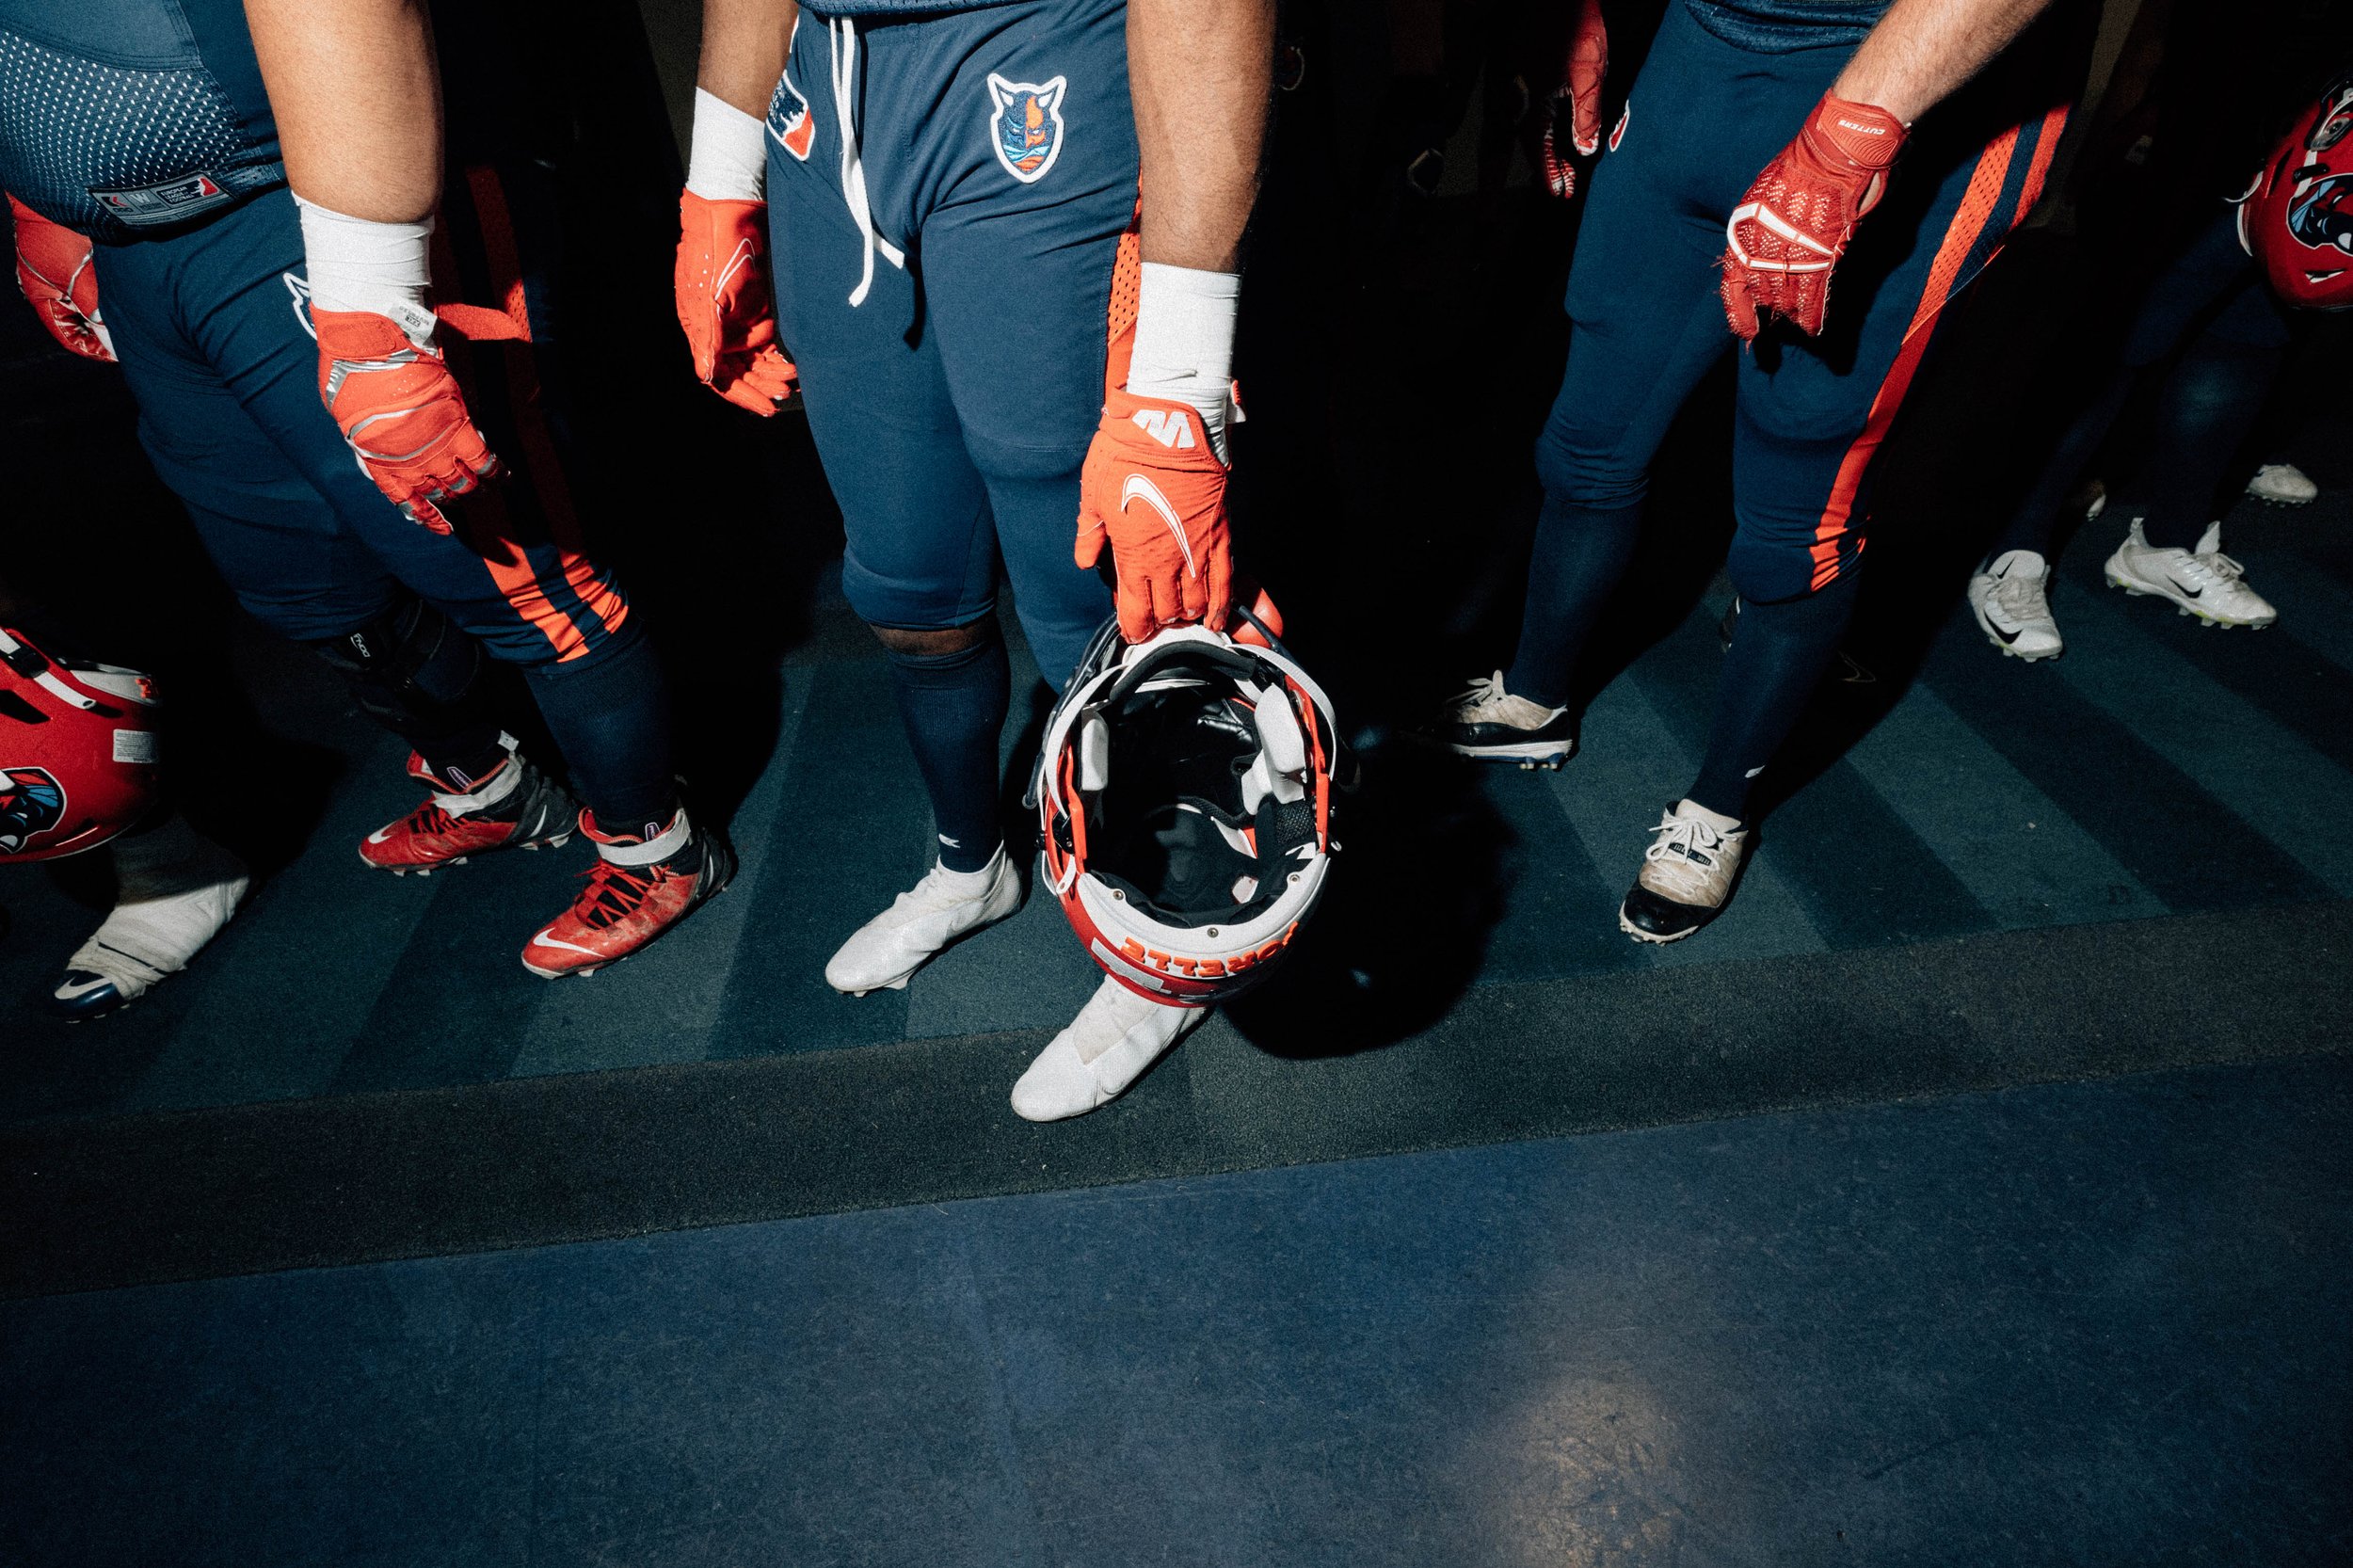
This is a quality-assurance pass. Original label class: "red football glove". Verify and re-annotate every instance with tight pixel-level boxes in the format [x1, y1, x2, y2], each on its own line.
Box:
[675, 189, 798, 416]
[1721, 92, 1908, 340]
[9, 195, 114, 362]
[1535, 0, 1609, 200]
[1078, 386, 1234, 644]
[312, 307, 500, 535]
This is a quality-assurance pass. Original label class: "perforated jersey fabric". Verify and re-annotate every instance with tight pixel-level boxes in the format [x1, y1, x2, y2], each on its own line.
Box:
[0, 0, 280, 240]
[1680, 0, 1893, 54]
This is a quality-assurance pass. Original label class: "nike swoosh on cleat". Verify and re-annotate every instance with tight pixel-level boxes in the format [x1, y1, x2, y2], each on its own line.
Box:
[366, 825, 396, 844]
[2167, 579, 2202, 599]
[53, 973, 117, 1000]
[1989, 620, 2023, 645]
[527, 928, 603, 957]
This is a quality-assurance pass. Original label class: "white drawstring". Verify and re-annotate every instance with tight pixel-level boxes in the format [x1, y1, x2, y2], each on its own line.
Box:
[828, 17, 904, 308]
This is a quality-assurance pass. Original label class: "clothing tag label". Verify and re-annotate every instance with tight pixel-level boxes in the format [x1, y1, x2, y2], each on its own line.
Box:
[89, 172, 237, 229]
[113, 730, 159, 764]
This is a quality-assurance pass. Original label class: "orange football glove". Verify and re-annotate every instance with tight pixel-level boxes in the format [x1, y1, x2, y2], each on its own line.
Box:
[1721, 92, 1907, 341]
[9, 195, 114, 362]
[1078, 386, 1234, 644]
[312, 307, 500, 536]
[1534, 0, 1609, 200]
[675, 189, 798, 416]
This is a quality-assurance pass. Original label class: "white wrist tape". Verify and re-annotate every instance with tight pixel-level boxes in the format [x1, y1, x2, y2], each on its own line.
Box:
[294, 196, 436, 345]
[1127, 262, 1241, 461]
[688, 88, 771, 203]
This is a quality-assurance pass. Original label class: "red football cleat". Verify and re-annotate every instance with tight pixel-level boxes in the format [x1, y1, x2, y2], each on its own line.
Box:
[520, 805, 735, 978]
[358, 737, 577, 875]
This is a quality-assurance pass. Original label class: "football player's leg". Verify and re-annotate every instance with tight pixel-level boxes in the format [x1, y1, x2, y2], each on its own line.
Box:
[918, 0, 1128, 692]
[1495, 7, 1760, 722]
[1621, 95, 2061, 945]
[768, 69, 1024, 994]
[112, 314, 583, 878]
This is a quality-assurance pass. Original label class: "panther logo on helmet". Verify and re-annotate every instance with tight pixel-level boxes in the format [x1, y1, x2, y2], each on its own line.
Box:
[0, 625, 161, 861]
[2239, 66, 2353, 311]
[0, 767, 66, 856]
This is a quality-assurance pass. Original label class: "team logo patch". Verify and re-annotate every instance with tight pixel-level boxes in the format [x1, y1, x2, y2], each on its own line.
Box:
[987, 73, 1067, 184]
[0, 766, 65, 856]
[1609, 102, 1630, 153]
[772, 70, 815, 162]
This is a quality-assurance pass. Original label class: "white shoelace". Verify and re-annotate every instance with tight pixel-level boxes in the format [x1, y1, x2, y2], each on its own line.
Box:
[2177, 550, 2249, 590]
[828, 17, 905, 308]
[1641, 810, 1737, 903]
[1449, 671, 1507, 714]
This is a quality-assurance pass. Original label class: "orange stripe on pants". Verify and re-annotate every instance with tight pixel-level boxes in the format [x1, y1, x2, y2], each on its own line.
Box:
[1804, 125, 2026, 590]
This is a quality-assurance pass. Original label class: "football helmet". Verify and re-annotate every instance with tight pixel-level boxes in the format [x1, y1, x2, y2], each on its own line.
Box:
[2238, 66, 2353, 311]
[0, 625, 161, 862]
[1033, 610, 1344, 1008]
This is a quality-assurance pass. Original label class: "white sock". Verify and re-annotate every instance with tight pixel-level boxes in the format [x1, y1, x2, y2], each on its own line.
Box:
[932, 846, 1000, 895]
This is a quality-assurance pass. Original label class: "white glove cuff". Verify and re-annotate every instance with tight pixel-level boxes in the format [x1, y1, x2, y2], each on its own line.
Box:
[1128, 262, 1241, 458]
[688, 88, 771, 203]
[294, 196, 435, 344]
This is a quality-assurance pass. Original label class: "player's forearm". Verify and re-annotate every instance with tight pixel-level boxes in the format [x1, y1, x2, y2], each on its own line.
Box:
[1833, 0, 2053, 124]
[700, 0, 797, 119]
[244, 0, 441, 223]
[1128, 0, 1275, 271]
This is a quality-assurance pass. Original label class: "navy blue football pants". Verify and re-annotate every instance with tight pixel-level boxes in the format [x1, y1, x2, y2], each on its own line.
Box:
[1991, 201, 2294, 558]
[90, 182, 675, 823]
[94, 185, 632, 668]
[1511, 0, 2065, 689]
[766, 0, 1125, 691]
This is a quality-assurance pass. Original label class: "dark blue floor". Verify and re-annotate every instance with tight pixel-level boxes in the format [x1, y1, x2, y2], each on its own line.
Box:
[7, 1052, 2346, 1567]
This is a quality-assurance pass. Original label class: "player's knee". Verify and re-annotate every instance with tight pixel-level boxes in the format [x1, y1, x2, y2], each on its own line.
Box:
[1727, 534, 1863, 606]
[871, 619, 996, 659]
[1534, 434, 1647, 510]
[306, 598, 488, 727]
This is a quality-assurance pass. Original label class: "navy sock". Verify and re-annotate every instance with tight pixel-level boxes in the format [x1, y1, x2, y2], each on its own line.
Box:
[527, 627, 679, 834]
[887, 631, 1011, 874]
[2132, 336, 2285, 550]
[1984, 369, 2132, 565]
[1503, 493, 1645, 709]
[1688, 571, 1861, 821]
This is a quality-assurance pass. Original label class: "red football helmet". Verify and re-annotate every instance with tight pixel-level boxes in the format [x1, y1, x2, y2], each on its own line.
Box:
[0, 625, 162, 862]
[1033, 609, 1345, 1008]
[2238, 66, 2353, 311]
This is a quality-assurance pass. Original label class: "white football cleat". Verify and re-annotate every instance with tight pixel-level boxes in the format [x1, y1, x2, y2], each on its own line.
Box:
[1010, 975, 1207, 1122]
[2104, 520, 2277, 629]
[2246, 463, 2317, 505]
[1967, 549, 2064, 661]
[51, 815, 250, 1020]
[1618, 798, 1750, 945]
[824, 844, 1021, 996]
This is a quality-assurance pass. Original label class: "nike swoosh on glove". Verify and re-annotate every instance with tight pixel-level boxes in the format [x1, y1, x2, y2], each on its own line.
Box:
[1721, 92, 1907, 340]
[1535, 0, 1609, 200]
[9, 195, 114, 362]
[676, 189, 798, 416]
[1077, 387, 1234, 644]
[313, 306, 500, 535]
